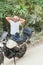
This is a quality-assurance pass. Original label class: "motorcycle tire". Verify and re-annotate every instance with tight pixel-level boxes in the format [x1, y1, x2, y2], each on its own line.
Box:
[17, 44, 27, 58]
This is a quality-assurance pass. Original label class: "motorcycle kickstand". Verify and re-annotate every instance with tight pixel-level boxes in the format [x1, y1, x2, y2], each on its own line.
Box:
[14, 57, 16, 65]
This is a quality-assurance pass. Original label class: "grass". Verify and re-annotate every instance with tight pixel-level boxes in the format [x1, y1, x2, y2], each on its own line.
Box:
[30, 30, 43, 44]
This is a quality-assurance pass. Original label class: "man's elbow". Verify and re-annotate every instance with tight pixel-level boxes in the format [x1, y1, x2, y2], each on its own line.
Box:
[5, 17, 10, 21]
[21, 20, 25, 24]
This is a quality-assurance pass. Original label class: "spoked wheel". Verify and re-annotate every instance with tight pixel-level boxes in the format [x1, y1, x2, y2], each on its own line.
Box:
[17, 44, 27, 58]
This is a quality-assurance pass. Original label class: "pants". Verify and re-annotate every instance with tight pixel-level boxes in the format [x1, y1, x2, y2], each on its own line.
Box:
[10, 27, 32, 43]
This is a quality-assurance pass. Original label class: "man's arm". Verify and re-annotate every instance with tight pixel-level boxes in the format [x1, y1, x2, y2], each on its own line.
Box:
[19, 18, 25, 24]
[6, 17, 12, 22]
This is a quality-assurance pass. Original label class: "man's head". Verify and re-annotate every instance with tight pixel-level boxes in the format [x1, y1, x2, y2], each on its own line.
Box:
[13, 16, 20, 22]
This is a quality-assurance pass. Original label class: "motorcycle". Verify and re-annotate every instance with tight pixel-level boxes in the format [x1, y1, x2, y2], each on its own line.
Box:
[0, 27, 33, 65]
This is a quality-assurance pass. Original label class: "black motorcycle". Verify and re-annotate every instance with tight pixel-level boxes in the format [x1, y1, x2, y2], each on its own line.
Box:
[0, 27, 33, 65]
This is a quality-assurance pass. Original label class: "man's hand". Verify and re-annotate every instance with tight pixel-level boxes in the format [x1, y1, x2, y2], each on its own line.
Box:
[19, 18, 25, 24]
[6, 17, 13, 22]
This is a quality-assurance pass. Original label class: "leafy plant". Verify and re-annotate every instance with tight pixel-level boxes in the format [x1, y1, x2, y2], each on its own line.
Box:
[0, 0, 43, 33]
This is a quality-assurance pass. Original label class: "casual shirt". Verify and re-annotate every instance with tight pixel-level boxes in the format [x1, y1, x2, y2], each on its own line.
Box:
[9, 20, 21, 35]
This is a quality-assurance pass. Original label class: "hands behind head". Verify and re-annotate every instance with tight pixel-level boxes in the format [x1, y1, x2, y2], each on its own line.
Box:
[6, 16, 25, 23]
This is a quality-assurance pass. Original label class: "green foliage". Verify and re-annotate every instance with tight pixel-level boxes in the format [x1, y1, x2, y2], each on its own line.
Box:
[14, 4, 28, 18]
[0, 0, 43, 33]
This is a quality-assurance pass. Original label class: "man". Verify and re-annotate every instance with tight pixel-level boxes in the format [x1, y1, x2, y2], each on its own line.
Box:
[6, 16, 25, 41]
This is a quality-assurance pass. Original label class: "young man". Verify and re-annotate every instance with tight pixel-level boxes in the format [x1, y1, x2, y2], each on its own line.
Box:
[6, 16, 25, 41]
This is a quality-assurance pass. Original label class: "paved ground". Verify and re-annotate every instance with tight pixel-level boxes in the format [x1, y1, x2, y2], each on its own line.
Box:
[3, 39, 43, 65]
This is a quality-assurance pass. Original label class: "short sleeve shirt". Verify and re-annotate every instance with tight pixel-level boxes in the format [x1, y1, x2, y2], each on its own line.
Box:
[9, 20, 21, 35]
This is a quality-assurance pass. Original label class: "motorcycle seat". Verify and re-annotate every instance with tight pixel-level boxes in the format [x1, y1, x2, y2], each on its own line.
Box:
[15, 36, 27, 44]
[10, 33, 27, 44]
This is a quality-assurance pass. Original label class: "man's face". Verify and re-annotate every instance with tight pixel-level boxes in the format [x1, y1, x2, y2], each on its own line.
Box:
[13, 17, 19, 22]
